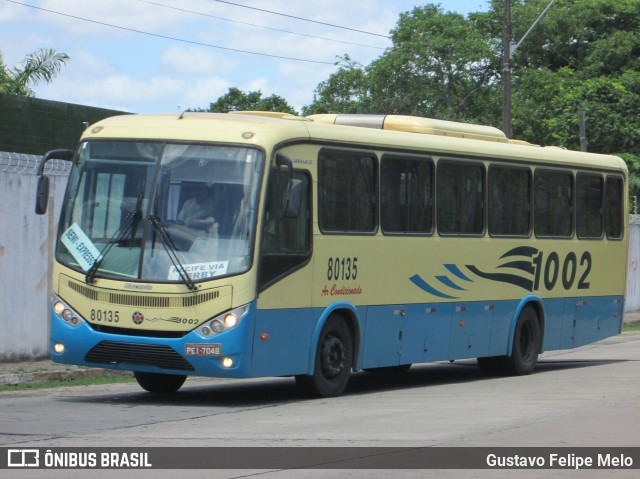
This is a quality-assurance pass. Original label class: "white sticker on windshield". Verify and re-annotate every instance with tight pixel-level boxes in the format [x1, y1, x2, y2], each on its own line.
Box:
[61, 223, 103, 272]
[168, 261, 229, 281]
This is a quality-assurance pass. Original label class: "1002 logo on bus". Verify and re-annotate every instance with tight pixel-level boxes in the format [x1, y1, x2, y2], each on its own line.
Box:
[532, 251, 592, 291]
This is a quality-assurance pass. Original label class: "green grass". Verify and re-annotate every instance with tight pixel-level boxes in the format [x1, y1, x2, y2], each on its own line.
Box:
[0, 373, 134, 392]
[623, 323, 640, 333]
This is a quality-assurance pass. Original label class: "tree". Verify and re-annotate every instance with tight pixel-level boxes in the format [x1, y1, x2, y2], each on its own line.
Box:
[0, 48, 70, 96]
[620, 153, 640, 203]
[506, 0, 640, 153]
[302, 5, 502, 124]
[203, 87, 298, 115]
[302, 55, 371, 116]
[367, 4, 501, 124]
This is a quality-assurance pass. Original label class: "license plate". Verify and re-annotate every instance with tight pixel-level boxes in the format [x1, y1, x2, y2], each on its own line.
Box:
[185, 343, 222, 356]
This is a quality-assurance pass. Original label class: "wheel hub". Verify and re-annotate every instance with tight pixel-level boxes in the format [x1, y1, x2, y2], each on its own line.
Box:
[321, 334, 345, 379]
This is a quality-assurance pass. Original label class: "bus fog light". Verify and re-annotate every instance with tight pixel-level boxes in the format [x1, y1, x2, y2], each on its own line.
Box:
[53, 343, 65, 354]
[201, 326, 212, 336]
[62, 309, 74, 321]
[222, 357, 233, 368]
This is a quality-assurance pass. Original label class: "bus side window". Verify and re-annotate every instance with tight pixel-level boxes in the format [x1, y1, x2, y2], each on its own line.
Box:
[488, 165, 531, 237]
[318, 150, 376, 233]
[437, 160, 484, 235]
[576, 173, 604, 239]
[605, 176, 624, 239]
[534, 169, 573, 238]
[381, 156, 433, 234]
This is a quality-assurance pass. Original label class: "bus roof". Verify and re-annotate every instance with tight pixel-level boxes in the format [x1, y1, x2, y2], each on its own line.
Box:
[82, 112, 627, 173]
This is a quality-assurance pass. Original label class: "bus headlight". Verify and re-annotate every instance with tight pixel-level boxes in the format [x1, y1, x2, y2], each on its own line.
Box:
[197, 305, 248, 337]
[52, 293, 84, 327]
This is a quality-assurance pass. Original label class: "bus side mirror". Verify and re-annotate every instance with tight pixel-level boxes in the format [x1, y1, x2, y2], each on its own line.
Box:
[35, 175, 50, 215]
[275, 153, 303, 218]
[34, 149, 74, 215]
[283, 178, 303, 218]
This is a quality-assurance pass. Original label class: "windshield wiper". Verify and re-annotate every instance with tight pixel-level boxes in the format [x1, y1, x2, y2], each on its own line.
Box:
[86, 180, 146, 284]
[148, 216, 197, 291]
[85, 208, 141, 284]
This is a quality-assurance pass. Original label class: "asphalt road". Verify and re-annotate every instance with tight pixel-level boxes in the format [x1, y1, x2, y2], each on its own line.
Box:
[1, 333, 639, 478]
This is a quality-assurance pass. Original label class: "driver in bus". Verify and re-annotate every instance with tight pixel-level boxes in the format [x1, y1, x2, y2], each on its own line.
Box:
[177, 186, 218, 235]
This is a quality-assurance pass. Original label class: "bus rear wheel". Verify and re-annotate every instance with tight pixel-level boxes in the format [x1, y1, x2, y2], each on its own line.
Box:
[478, 306, 541, 376]
[134, 371, 186, 394]
[503, 305, 541, 375]
[295, 315, 353, 398]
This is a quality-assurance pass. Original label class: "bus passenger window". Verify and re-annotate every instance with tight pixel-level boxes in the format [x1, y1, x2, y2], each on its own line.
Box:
[318, 150, 376, 233]
[534, 170, 573, 238]
[381, 157, 433, 234]
[576, 173, 604, 239]
[605, 176, 624, 239]
[437, 160, 484, 235]
[488, 165, 531, 236]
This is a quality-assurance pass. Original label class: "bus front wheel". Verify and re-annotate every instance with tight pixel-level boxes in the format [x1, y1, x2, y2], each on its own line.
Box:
[295, 315, 353, 398]
[134, 371, 186, 394]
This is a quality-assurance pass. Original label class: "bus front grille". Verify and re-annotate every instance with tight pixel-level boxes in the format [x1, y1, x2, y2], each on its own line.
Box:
[85, 341, 194, 372]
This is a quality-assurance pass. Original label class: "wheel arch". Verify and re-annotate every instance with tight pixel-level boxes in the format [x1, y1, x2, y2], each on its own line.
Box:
[305, 302, 362, 375]
[506, 295, 545, 356]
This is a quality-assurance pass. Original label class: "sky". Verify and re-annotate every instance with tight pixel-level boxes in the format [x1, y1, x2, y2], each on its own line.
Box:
[1, 0, 489, 114]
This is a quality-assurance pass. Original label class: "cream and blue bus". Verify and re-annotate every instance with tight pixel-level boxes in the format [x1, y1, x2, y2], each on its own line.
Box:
[35, 112, 628, 397]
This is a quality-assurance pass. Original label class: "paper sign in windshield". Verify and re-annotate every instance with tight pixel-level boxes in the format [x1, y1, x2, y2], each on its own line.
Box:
[61, 223, 103, 272]
[168, 261, 228, 280]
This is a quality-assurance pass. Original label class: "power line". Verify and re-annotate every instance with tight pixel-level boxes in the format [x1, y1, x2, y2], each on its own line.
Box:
[209, 0, 391, 39]
[4, 0, 335, 65]
[137, 0, 386, 50]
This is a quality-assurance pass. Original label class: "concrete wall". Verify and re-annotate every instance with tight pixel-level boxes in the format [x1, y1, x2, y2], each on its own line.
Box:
[0, 153, 70, 360]
[627, 220, 640, 312]
[1, 153, 639, 361]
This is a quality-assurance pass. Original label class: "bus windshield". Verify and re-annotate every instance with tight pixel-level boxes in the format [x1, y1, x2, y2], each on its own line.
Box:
[56, 141, 264, 284]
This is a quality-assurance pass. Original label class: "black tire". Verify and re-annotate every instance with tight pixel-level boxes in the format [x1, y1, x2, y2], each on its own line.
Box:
[295, 316, 353, 398]
[134, 371, 186, 394]
[502, 306, 541, 375]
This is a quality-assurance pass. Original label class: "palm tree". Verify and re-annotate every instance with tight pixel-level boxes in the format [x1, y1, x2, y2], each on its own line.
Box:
[0, 48, 70, 96]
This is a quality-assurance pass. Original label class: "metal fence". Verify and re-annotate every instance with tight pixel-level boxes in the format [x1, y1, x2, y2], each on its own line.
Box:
[0, 151, 71, 175]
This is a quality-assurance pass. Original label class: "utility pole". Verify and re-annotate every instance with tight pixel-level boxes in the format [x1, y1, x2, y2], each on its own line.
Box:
[579, 107, 588, 151]
[502, 0, 512, 138]
[502, 0, 557, 139]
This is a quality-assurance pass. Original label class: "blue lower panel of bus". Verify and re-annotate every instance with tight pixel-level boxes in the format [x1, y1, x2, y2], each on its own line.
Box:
[50, 295, 623, 378]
